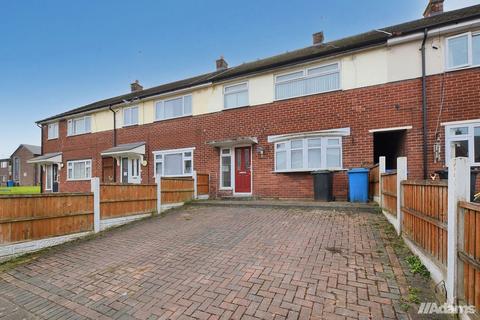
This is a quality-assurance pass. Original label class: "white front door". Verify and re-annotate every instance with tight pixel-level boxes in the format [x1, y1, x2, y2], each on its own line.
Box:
[121, 157, 141, 184]
[128, 158, 141, 184]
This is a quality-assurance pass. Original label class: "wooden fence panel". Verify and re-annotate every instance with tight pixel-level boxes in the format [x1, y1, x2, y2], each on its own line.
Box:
[401, 180, 448, 266]
[458, 201, 480, 312]
[0, 193, 93, 244]
[369, 165, 379, 200]
[162, 178, 194, 203]
[381, 172, 397, 216]
[197, 174, 209, 196]
[100, 184, 157, 219]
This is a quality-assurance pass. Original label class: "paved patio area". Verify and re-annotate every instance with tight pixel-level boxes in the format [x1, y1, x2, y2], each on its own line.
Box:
[0, 205, 420, 319]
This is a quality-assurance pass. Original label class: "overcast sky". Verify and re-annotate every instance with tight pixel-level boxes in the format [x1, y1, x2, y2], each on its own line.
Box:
[0, 0, 477, 158]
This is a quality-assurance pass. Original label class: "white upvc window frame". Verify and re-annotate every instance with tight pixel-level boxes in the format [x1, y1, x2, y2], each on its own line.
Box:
[274, 136, 343, 172]
[274, 62, 341, 101]
[219, 148, 234, 190]
[66, 159, 92, 181]
[223, 82, 249, 109]
[153, 147, 195, 178]
[0, 161, 7, 169]
[155, 94, 193, 121]
[67, 115, 92, 136]
[123, 105, 139, 127]
[445, 120, 480, 167]
[445, 31, 480, 70]
[47, 122, 59, 140]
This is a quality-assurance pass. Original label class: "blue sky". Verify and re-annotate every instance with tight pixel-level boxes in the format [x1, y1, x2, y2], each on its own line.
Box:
[0, 0, 477, 157]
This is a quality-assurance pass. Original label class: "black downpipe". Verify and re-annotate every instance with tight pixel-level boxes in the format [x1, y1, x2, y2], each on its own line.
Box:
[109, 106, 117, 147]
[37, 123, 43, 193]
[109, 106, 117, 182]
[421, 28, 428, 180]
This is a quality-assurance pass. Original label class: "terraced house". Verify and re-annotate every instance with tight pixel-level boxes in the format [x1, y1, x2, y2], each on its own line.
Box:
[31, 1, 480, 199]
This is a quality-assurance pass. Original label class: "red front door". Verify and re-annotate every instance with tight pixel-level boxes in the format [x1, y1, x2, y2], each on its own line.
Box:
[235, 147, 251, 193]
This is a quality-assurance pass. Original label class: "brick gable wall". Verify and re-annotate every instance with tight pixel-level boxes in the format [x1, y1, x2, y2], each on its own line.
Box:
[42, 68, 480, 199]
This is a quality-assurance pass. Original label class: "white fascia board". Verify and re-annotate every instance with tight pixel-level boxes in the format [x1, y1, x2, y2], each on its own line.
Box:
[267, 127, 350, 143]
[387, 18, 480, 47]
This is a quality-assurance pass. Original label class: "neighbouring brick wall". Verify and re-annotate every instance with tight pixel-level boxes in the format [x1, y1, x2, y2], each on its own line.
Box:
[11, 147, 39, 186]
[42, 67, 480, 199]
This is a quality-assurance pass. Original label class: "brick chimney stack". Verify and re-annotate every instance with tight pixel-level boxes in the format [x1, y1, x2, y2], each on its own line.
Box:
[130, 80, 143, 92]
[423, 0, 444, 18]
[312, 31, 324, 45]
[216, 56, 228, 71]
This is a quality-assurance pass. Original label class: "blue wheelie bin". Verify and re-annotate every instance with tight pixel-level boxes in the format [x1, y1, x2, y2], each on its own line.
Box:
[348, 168, 369, 203]
[6, 180, 14, 187]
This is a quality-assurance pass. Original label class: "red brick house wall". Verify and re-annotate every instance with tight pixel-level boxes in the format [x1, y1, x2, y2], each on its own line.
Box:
[41, 68, 480, 199]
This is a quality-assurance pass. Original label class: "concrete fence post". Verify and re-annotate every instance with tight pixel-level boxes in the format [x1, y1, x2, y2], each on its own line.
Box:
[379, 156, 386, 209]
[193, 171, 198, 200]
[156, 175, 162, 214]
[396, 157, 407, 235]
[446, 157, 470, 305]
[90, 177, 100, 233]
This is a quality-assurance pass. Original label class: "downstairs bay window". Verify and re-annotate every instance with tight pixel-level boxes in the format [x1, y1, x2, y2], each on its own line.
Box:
[445, 121, 480, 166]
[274, 137, 342, 172]
[153, 148, 194, 177]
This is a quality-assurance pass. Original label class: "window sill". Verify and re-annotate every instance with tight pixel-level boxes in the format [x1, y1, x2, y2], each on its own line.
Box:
[122, 123, 140, 128]
[154, 114, 192, 122]
[274, 88, 342, 102]
[223, 104, 250, 111]
[445, 64, 480, 73]
[66, 178, 91, 182]
[47, 137, 59, 140]
[67, 132, 91, 137]
[219, 187, 233, 191]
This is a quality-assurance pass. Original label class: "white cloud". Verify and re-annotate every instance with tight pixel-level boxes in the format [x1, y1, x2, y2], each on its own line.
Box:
[444, 0, 479, 10]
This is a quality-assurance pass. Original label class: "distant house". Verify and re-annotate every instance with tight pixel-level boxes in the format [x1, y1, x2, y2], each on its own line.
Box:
[10, 144, 41, 186]
[0, 158, 10, 186]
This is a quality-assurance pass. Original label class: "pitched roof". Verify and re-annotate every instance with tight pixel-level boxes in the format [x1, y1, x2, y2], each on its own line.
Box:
[37, 4, 480, 124]
[11, 144, 41, 156]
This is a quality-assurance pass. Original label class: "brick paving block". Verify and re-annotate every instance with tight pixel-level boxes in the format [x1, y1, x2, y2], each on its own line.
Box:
[0, 207, 441, 320]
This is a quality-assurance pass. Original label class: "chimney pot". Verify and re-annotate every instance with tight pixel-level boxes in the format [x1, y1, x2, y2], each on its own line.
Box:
[216, 56, 228, 71]
[423, 0, 444, 18]
[312, 31, 324, 45]
[130, 80, 143, 92]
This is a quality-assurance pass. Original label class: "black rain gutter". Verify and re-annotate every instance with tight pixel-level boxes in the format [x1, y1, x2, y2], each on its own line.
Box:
[421, 28, 428, 180]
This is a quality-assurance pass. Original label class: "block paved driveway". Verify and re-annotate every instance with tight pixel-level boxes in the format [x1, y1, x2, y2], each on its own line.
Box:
[0, 205, 413, 320]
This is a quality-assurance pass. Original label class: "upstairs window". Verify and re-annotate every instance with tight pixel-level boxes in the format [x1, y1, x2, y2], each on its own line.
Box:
[1, 161, 8, 168]
[48, 122, 59, 139]
[275, 63, 340, 100]
[67, 159, 92, 180]
[67, 116, 91, 136]
[153, 148, 194, 177]
[123, 106, 139, 126]
[446, 32, 480, 69]
[445, 121, 480, 166]
[274, 136, 342, 172]
[224, 82, 248, 109]
[156, 95, 192, 121]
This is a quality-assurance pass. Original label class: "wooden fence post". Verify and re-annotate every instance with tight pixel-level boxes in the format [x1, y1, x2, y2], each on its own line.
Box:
[396, 157, 407, 235]
[91, 177, 100, 233]
[446, 157, 470, 305]
[379, 156, 386, 209]
[156, 175, 162, 214]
